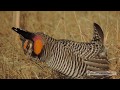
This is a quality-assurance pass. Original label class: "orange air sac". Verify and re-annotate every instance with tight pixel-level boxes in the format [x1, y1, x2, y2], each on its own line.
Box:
[33, 36, 43, 55]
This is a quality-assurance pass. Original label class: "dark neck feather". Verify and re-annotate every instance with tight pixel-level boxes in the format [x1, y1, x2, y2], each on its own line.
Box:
[12, 27, 35, 40]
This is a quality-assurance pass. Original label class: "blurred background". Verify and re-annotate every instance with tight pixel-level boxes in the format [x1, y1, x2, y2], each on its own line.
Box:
[0, 11, 120, 79]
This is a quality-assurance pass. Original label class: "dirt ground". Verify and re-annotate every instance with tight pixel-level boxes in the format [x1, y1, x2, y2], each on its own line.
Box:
[0, 11, 120, 79]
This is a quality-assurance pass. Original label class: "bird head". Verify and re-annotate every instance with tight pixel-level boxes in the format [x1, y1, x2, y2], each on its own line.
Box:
[12, 27, 43, 56]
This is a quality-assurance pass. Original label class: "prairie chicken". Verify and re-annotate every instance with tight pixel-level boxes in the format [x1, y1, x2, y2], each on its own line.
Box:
[11, 23, 110, 79]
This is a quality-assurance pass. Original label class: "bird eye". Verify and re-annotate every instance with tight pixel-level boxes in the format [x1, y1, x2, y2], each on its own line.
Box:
[26, 43, 30, 50]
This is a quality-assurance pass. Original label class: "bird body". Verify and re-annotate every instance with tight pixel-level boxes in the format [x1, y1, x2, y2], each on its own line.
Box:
[11, 23, 110, 79]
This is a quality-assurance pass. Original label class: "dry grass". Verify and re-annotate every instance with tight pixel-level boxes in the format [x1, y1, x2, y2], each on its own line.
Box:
[0, 11, 120, 79]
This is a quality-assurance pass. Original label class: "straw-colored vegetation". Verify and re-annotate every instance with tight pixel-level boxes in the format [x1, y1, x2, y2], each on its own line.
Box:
[0, 11, 120, 79]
